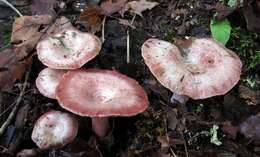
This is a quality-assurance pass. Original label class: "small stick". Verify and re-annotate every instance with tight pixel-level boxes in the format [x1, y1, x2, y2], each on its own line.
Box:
[164, 119, 178, 157]
[102, 16, 107, 43]
[126, 29, 130, 63]
[0, 68, 30, 137]
[126, 14, 136, 63]
[0, 0, 22, 16]
[181, 131, 189, 157]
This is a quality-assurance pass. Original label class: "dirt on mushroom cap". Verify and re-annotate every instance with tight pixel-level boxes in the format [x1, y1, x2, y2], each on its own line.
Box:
[37, 28, 102, 69]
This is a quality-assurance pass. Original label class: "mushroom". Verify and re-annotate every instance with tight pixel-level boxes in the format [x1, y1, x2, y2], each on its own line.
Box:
[32, 110, 78, 149]
[37, 28, 102, 69]
[56, 69, 148, 137]
[36, 67, 67, 99]
[141, 38, 242, 101]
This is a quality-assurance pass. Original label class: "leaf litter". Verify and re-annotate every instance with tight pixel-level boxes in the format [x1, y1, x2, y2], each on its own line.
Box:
[0, 0, 260, 157]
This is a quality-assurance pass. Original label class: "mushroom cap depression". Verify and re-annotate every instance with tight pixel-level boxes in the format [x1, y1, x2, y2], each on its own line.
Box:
[31, 110, 78, 149]
[141, 38, 242, 99]
[36, 68, 66, 99]
[56, 69, 149, 117]
[37, 28, 102, 69]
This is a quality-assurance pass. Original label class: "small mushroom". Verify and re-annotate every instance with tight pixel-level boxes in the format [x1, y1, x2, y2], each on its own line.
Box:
[36, 67, 66, 99]
[37, 28, 102, 69]
[32, 110, 78, 149]
[141, 38, 242, 101]
[56, 69, 148, 137]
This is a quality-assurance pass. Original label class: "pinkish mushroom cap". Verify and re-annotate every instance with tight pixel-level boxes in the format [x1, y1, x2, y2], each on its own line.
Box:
[56, 69, 148, 117]
[37, 28, 102, 69]
[36, 68, 66, 99]
[141, 38, 242, 99]
[31, 110, 78, 149]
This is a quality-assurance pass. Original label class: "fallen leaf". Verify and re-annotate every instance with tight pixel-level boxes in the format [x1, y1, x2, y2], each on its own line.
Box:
[44, 16, 73, 37]
[210, 18, 231, 45]
[165, 107, 178, 131]
[239, 113, 260, 139]
[205, 3, 236, 21]
[0, 48, 32, 91]
[143, 78, 169, 102]
[243, 1, 260, 33]
[157, 136, 170, 153]
[11, 15, 53, 58]
[0, 125, 15, 148]
[221, 121, 238, 139]
[77, 6, 104, 33]
[16, 149, 39, 157]
[100, 0, 127, 15]
[150, 151, 170, 157]
[239, 85, 260, 105]
[125, 0, 159, 16]
[30, 0, 57, 16]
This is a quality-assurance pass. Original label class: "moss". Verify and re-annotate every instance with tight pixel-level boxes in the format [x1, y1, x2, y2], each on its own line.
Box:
[229, 27, 260, 89]
[159, 23, 176, 41]
[229, 27, 260, 70]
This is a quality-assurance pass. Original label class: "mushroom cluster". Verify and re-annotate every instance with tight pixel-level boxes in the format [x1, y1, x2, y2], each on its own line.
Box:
[33, 15, 241, 153]
[141, 38, 242, 102]
[36, 19, 102, 99]
[34, 18, 149, 150]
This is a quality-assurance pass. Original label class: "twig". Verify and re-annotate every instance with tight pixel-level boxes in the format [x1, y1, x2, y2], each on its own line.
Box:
[95, 144, 104, 157]
[0, 101, 16, 118]
[164, 118, 178, 157]
[0, 67, 30, 137]
[180, 131, 189, 157]
[126, 29, 130, 63]
[102, 16, 106, 43]
[0, 0, 22, 16]
[126, 14, 136, 63]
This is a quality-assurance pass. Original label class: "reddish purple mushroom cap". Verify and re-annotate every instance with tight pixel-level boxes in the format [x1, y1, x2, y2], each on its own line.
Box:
[141, 38, 242, 99]
[56, 69, 148, 117]
[36, 68, 66, 99]
[31, 110, 78, 149]
[37, 28, 102, 69]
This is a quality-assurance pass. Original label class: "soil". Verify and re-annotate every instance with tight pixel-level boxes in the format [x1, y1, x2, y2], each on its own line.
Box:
[0, 0, 259, 157]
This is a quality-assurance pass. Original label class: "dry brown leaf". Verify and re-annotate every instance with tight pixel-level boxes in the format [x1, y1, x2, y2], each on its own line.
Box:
[205, 3, 236, 21]
[0, 48, 32, 91]
[221, 121, 238, 140]
[151, 151, 170, 157]
[100, 0, 128, 15]
[30, 0, 57, 16]
[44, 16, 73, 37]
[239, 85, 260, 105]
[157, 136, 170, 153]
[124, 0, 159, 16]
[239, 113, 260, 139]
[243, 1, 260, 33]
[11, 15, 53, 58]
[77, 6, 104, 33]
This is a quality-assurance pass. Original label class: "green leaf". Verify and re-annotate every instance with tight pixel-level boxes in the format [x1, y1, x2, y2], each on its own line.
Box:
[210, 18, 231, 45]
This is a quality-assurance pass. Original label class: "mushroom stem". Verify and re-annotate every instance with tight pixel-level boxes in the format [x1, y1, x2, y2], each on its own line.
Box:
[170, 93, 189, 105]
[92, 117, 110, 138]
